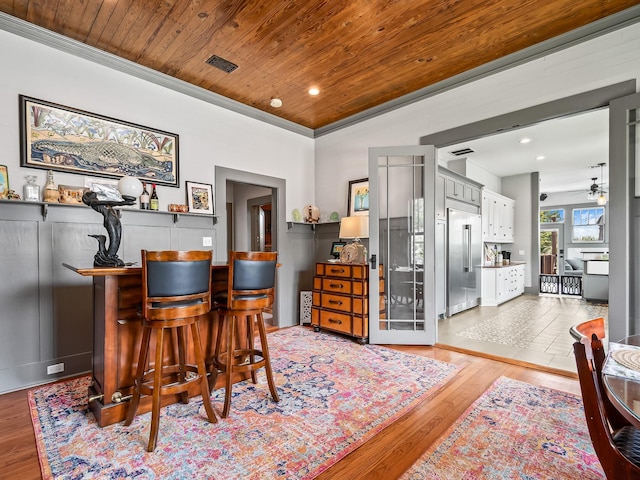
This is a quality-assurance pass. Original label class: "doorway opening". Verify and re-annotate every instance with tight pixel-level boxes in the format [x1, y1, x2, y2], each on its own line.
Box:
[215, 166, 291, 328]
[248, 194, 273, 252]
[417, 81, 632, 371]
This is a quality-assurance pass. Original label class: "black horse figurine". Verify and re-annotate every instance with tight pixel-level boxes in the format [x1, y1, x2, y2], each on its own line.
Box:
[82, 190, 136, 267]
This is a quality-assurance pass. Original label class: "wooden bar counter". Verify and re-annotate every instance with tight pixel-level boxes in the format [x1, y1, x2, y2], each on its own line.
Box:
[64, 263, 230, 427]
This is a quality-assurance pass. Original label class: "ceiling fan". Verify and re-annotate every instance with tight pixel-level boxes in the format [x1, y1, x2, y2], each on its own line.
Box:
[586, 177, 602, 200]
[561, 163, 608, 204]
[586, 163, 608, 205]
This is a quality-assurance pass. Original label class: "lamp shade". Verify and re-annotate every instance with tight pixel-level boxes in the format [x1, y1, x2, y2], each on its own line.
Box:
[339, 216, 369, 240]
[118, 176, 143, 198]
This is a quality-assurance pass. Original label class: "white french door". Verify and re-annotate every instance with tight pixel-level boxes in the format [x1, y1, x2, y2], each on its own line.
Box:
[368, 146, 437, 345]
[609, 92, 640, 340]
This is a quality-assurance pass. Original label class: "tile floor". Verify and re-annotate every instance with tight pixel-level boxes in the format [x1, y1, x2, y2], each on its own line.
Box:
[437, 293, 609, 373]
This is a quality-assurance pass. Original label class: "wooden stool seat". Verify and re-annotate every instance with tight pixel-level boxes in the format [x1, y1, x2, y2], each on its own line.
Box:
[209, 251, 279, 418]
[125, 250, 217, 452]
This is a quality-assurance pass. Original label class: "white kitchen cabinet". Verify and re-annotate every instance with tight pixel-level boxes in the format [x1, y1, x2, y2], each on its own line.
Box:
[481, 263, 525, 306]
[444, 173, 481, 206]
[482, 189, 515, 242]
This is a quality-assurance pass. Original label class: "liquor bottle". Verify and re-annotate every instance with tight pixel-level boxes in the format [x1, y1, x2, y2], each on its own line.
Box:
[140, 182, 150, 210]
[150, 184, 159, 211]
[43, 170, 59, 203]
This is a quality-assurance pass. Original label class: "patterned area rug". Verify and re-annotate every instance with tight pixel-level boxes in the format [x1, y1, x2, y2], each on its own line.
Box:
[30, 326, 459, 479]
[401, 376, 605, 479]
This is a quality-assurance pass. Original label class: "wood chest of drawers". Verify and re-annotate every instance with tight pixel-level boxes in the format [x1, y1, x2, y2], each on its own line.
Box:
[311, 262, 384, 344]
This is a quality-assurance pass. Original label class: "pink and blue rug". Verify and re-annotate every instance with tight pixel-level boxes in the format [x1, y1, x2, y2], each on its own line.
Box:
[401, 376, 605, 479]
[30, 326, 459, 479]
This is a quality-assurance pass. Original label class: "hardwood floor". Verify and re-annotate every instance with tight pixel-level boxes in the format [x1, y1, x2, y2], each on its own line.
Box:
[0, 341, 580, 480]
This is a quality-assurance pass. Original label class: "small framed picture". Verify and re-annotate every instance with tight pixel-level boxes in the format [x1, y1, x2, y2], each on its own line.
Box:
[347, 178, 369, 217]
[186, 181, 214, 214]
[58, 184, 88, 204]
[0, 165, 8, 199]
[330, 241, 346, 259]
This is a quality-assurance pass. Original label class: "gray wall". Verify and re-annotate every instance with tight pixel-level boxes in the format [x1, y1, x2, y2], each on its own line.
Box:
[0, 200, 217, 394]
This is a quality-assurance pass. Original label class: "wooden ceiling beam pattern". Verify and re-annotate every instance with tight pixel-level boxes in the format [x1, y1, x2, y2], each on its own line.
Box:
[1, 0, 640, 129]
[112, 1, 168, 59]
[84, 1, 124, 48]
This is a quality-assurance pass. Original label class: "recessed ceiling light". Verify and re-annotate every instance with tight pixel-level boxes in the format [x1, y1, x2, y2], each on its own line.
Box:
[519, 138, 531, 144]
[535, 155, 546, 161]
[308, 87, 320, 96]
[270, 98, 283, 108]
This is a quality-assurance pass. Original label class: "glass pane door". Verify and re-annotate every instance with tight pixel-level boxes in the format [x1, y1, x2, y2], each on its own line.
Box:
[369, 146, 436, 344]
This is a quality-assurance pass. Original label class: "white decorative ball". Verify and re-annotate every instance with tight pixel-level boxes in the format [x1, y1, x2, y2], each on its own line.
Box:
[118, 176, 143, 198]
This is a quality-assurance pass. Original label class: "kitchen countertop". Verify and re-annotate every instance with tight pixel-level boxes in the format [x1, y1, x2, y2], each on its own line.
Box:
[481, 261, 526, 269]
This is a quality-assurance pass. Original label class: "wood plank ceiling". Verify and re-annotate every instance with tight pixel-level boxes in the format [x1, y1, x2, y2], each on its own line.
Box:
[1, 0, 639, 130]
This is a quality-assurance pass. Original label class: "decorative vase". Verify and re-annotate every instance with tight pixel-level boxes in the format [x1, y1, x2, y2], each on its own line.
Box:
[43, 170, 59, 203]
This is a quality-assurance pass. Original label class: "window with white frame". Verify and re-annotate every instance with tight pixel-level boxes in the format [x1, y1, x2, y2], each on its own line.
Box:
[572, 207, 605, 242]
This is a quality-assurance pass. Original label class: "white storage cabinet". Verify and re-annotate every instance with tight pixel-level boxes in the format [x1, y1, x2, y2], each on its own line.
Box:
[481, 264, 525, 306]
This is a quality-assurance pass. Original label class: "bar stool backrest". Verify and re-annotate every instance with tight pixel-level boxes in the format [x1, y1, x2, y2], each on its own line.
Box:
[142, 250, 213, 321]
[224, 251, 277, 311]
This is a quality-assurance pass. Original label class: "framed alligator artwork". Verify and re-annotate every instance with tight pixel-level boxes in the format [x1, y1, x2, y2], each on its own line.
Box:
[19, 95, 179, 187]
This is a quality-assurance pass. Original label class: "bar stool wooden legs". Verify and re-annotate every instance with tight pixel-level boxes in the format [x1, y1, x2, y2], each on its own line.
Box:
[124, 250, 217, 452]
[125, 317, 217, 451]
[211, 308, 279, 418]
[209, 251, 280, 418]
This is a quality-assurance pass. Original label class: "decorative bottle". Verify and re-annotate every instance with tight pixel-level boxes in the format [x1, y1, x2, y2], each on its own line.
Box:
[150, 184, 159, 211]
[140, 182, 150, 210]
[23, 175, 40, 202]
[43, 170, 59, 203]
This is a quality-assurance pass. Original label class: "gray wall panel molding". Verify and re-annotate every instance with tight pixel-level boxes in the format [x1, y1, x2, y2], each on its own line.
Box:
[0, 12, 314, 139]
[0, 200, 222, 394]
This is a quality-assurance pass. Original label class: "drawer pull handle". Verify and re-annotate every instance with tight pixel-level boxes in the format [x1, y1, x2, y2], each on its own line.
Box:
[328, 318, 343, 325]
[330, 268, 345, 274]
[329, 283, 343, 289]
[328, 299, 343, 305]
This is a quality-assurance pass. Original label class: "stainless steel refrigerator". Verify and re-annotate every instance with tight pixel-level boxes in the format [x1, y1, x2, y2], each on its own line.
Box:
[446, 208, 482, 316]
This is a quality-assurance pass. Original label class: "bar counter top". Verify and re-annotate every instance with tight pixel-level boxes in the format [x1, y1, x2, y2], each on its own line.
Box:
[63, 262, 229, 276]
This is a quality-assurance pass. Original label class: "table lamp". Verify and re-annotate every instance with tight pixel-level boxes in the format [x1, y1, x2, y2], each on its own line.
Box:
[339, 216, 369, 263]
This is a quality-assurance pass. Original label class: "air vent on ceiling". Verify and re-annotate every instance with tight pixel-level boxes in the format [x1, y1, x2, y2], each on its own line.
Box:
[205, 55, 238, 73]
[449, 147, 474, 156]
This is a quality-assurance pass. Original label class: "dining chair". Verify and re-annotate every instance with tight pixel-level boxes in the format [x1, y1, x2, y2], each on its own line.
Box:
[125, 250, 217, 452]
[209, 251, 279, 418]
[569, 316, 627, 427]
[570, 316, 606, 342]
[573, 335, 640, 478]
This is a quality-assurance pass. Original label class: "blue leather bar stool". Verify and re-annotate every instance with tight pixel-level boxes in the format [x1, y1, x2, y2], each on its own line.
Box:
[125, 250, 217, 451]
[210, 251, 279, 418]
